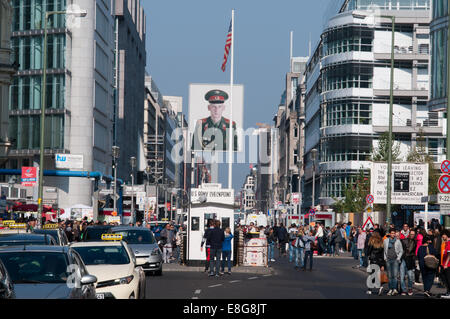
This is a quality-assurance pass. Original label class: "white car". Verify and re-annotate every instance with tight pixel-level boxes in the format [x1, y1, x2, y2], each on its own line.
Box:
[70, 237, 146, 299]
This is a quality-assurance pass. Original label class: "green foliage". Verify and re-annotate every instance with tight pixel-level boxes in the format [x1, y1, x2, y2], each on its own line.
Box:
[406, 131, 439, 197]
[372, 132, 401, 162]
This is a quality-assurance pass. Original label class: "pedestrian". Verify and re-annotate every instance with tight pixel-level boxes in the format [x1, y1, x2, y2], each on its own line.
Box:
[383, 229, 403, 296]
[350, 226, 358, 259]
[267, 228, 277, 262]
[354, 227, 366, 269]
[302, 230, 316, 271]
[175, 226, 183, 263]
[220, 227, 233, 275]
[206, 220, 225, 277]
[201, 219, 215, 273]
[160, 224, 175, 264]
[400, 224, 410, 239]
[417, 235, 439, 297]
[416, 228, 426, 256]
[288, 224, 298, 263]
[277, 224, 288, 257]
[294, 229, 305, 270]
[316, 222, 325, 256]
[334, 224, 344, 256]
[439, 229, 450, 299]
[345, 222, 352, 252]
[399, 228, 416, 296]
[366, 232, 385, 295]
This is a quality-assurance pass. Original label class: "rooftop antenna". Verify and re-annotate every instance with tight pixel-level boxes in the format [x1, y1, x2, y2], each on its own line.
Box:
[290, 31, 293, 71]
[309, 32, 311, 57]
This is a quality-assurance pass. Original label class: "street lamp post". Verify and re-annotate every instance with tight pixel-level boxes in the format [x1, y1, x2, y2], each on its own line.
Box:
[352, 12, 395, 224]
[130, 157, 136, 224]
[145, 166, 151, 223]
[112, 146, 120, 221]
[311, 148, 318, 213]
[37, 9, 87, 219]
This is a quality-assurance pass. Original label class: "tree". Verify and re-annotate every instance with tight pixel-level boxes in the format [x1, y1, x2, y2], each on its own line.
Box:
[372, 132, 401, 162]
[332, 169, 370, 214]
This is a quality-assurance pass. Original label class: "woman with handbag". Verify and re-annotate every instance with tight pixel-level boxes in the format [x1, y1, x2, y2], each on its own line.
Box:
[417, 235, 439, 297]
[366, 232, 386, 295]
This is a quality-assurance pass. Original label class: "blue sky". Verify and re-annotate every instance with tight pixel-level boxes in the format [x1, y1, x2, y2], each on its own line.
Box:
[141, 0, 334, 190]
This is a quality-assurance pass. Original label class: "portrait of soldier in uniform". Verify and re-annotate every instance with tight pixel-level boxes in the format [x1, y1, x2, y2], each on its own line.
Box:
[191, 89, 238, 151]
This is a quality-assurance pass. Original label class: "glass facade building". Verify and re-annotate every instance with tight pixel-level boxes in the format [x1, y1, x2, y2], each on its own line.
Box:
[8, 0, 68, 151]
[429, 0, 448, 111]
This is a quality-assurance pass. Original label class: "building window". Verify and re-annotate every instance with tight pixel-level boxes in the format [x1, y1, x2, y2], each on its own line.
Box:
[12, 0, 67, 32]
[323, 100, 372, 126]
[322, 63, 373, 91]
[323, 26, 373, 56]
[430, 28, 448, 100]
[433, 0, 448, 19]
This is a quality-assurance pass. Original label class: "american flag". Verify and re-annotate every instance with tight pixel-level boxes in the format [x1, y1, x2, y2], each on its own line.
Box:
[221, 21, 232, 72]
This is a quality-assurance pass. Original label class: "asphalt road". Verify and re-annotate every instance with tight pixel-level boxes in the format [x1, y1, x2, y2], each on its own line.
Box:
[144, 249, 443, 299]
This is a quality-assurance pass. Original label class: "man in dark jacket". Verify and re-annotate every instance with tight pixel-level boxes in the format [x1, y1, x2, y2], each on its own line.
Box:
[206, 220, 225, 277]
[277, 224, 288, 256]
[400, 229, 416, 296]
[201, 219, 215, 273]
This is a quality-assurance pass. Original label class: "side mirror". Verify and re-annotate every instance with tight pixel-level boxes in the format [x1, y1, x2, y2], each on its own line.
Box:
[80, 275, 97, 285]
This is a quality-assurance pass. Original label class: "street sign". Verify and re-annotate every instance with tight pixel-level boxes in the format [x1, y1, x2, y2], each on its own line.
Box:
[366, 194, 374, 205]
[371, 163, 428, 204]
[438, 193, 450, 204]
[362, 217, 375, 231]
[21, 167, 38, 187]
[438, 175, 450, 194]
[393, 172, 410, 192]
[441, 160, 450, 174]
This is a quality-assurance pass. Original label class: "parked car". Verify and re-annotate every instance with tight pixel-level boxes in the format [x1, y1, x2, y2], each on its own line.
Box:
[111, 226, 163, 275]
[83, 225, 114, 242]
[0, 245, 97, 299]
[0, 233, 57, 247]
[33, 228, 69, 246]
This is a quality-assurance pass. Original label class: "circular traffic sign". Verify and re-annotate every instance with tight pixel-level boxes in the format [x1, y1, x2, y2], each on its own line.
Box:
[438, 174, 450, 194]
[441, 160, 450, 174]
[366, 194, 374, 204]
[309, 208, 316, 215]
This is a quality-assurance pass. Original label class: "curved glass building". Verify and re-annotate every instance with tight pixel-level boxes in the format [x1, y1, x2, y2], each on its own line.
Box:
[303, 0, 445, 224]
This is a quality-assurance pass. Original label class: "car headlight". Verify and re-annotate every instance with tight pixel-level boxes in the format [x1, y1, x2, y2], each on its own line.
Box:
[116, 275, 134, 285]
[151, 248, 161, 256]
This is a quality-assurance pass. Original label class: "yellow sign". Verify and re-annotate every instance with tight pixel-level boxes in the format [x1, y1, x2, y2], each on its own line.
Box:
[101, 234, 122, 241]
[10, 223, 27, 229]
[43, 224, 59, 230]
[2, 220, 15, 226]
[367, 207, 372, 213]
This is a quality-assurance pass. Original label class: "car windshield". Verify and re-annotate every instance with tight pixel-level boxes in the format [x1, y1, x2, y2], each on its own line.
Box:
[0, 252, 69, 284]
[72, 246, 130, 265]
[112, 230, 156, 244]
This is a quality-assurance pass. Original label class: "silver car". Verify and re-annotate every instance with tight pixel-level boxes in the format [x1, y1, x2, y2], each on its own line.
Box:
[0, 245, 97, 299]
[111, 226, 163, 275]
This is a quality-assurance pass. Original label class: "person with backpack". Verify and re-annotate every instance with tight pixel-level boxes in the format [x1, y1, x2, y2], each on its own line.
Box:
[417, 235, 439, 297]
[206, 220, 225, 277]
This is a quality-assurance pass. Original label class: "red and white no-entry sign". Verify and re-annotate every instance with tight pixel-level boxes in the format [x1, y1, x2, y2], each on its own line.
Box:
[438, 174, 450, 194]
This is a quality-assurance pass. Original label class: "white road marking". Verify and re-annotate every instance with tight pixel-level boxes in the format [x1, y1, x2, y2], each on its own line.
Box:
[248, 277, 258, 280]
[194, 289, 201, 294]
[192, 297, 199, 299]
[209, 284, 223, 288]
[263, 274, 272, 277]
[229, 280, 241, 283]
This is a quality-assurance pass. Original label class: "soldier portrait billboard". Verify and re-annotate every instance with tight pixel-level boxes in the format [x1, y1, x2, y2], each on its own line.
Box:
[189, 83, 244, 152]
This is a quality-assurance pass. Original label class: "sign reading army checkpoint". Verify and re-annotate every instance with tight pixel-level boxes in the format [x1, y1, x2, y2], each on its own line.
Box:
[370, 163, 428, 205]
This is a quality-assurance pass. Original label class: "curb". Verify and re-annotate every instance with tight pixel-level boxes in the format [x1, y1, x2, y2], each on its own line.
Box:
[163, 264, 273, 275]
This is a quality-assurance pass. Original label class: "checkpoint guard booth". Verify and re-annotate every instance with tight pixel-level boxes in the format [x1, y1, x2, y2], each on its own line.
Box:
[187, 183, 235, 266]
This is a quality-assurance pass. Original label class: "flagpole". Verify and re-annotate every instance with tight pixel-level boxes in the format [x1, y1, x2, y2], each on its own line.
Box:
[228, 9, 234, 190]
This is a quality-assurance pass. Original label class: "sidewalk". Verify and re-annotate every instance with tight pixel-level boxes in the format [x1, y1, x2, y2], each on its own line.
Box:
[163, 262, 273, 275]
